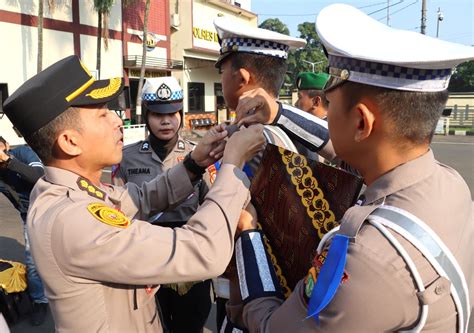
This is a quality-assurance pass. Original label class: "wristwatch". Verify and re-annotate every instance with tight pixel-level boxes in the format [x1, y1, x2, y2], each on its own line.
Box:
[183, 152, 206, 176]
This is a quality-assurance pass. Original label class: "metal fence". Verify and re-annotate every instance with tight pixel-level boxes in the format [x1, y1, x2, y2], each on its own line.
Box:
[449, 105, 474, 127]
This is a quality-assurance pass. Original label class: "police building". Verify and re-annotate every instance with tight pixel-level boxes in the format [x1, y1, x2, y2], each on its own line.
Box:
[0, 0, 256, 145]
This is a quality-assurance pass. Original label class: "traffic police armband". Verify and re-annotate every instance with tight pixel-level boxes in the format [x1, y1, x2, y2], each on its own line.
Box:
[235, 230, 284, 304]
[183, 152, 206, 177]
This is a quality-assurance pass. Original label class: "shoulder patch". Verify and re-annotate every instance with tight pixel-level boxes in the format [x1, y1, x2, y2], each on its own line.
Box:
[77, 177, 106, 201]
[207, 163, 218, 184]
[87, 203, 130, 228]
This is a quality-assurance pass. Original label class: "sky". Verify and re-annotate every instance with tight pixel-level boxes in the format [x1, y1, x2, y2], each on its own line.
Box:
[251, 0, 474, 46]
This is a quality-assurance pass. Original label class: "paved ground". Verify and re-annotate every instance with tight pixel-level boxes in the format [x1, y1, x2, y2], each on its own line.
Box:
[430, 135, 474, 199]
[1, 134, 473, 332]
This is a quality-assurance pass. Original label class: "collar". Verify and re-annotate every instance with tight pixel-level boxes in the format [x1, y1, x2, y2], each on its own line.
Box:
[361, 149, 436, 205]
[44, 166, 106, 201]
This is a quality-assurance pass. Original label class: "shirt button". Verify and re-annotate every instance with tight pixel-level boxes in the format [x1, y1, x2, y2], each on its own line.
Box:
[434, 285, 444, 295]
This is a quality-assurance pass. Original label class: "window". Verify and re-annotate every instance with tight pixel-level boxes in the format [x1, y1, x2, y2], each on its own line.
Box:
[188, 82, 205, 113]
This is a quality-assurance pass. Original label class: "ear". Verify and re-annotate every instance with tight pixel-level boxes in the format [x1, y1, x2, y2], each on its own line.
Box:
[312, 96, 322, 107]
[353, 102, 376, 143]
[56, 129, 82, 157]
[238, 67, 251, 87]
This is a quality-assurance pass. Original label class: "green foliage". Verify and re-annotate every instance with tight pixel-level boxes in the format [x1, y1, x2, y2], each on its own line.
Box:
[93, 0, 114, 14]
[287, 22, 327, 90]
[259, 18, 290, 36]
[449, 61, 474, 92]
[258, 19, 328, 93]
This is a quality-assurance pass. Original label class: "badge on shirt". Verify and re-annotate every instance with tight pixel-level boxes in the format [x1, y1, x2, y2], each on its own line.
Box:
[87, 203, 130, 228]
[141, 141, 150, 151]
[177, 140, 185, 150]
[77, 177, 106, 201]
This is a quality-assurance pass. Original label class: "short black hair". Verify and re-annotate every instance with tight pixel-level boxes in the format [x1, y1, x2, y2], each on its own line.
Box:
[0, 136, 5, 145]
[305, 89, 329, 109]
[25, 107, 83, 164]
[342, 82, 448, 145]
[228, 53, 288, 97]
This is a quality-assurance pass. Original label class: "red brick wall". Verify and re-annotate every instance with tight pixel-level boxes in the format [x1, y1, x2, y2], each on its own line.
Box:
[123, 0, 168, 36]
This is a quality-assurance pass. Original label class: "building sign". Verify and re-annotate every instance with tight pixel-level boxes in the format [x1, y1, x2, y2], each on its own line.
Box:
[193, 27, 219, 43]
[192, 2, 220, 52]
[138, 32, 161, 51]
[129, 70, 166, 78]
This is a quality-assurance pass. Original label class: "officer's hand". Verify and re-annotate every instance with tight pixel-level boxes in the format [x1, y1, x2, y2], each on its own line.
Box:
[234, 88, 279, 126]
[0, 143, 10, 166]
[191, 123, 228, 167]
[236, 202, 258, 236]
[222, 124, 265, 169]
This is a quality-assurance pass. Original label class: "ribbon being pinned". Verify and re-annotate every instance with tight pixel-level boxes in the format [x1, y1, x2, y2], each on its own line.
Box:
[307, 234, 350, 323]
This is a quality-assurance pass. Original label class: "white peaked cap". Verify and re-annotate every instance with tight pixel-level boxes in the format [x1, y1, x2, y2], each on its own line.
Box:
[213, 16, 306, 67]
[316, 3, 474, 92]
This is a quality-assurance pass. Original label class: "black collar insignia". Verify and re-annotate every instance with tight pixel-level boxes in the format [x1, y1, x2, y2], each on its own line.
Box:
[76, 177, 106, 201]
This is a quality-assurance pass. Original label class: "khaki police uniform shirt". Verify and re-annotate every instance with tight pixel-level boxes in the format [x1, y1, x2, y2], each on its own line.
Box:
[27, 162, 250, 332]
[228, 149, 473, 332]
[112, 136, 213, 226]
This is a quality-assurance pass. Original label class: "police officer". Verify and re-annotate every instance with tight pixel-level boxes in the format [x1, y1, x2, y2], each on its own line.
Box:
[112, 77, 213, 333]
[225, 4, 474, 332]
[212, 18, 345, 329]
[2, 55, 265, 332]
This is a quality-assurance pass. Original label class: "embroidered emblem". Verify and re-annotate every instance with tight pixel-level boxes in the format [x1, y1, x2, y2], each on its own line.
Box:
[76, 177, 106, 200]
[127, 168, 151, 175]
[177, 140, 185, 150]
[304, 250, 349, 299]
[141, 142, 150, 151]
[87, 203, 130, 228]
[86, 77, 122, 99]
[156, 83, 172, 101]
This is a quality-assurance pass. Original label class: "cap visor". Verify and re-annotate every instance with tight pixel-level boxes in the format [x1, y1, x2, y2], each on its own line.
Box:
[71, 78, 124, 106]
[145, 101, 183, 114]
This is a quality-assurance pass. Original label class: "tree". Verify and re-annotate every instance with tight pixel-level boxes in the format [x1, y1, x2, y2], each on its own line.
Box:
[449, 61, 474, 92]
[37, 0, 55, 73]
[135, 0, 151, 124]
[259, 18, 290, 36]
[286, 22, 327, 89]
[93, 0, 114, 75]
